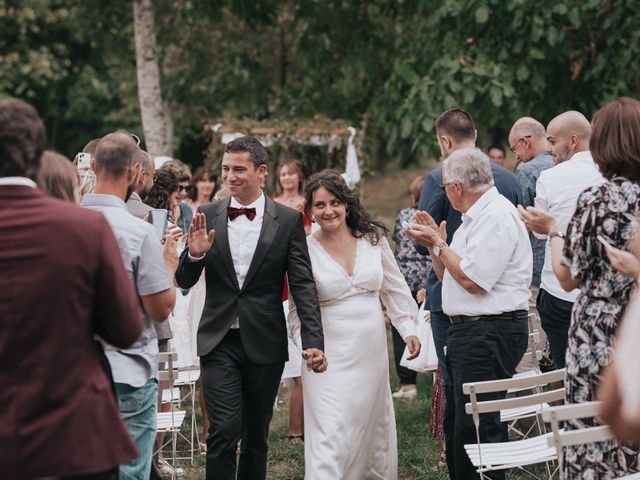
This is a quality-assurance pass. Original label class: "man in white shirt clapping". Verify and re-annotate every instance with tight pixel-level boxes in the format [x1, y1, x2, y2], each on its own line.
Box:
[405, 148, 532, 480]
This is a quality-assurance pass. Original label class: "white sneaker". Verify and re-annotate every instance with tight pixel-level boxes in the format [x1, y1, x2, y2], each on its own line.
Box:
[158, 458, 184, 478]
[392, 386, 417, 399]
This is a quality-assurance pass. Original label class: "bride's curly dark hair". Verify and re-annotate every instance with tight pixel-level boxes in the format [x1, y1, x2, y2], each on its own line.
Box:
[304, 169, 388, 245]
[144, 170, 179, 222]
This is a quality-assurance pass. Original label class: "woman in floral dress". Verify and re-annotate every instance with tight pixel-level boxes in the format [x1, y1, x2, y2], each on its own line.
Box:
[520, 97, 640, 478]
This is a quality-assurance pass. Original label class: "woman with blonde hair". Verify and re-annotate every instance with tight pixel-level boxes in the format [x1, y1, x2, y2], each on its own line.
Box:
[37, 151, 79, 203]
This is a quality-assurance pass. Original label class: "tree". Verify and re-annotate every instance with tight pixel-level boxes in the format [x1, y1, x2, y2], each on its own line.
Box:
[133, 0, 171, 156]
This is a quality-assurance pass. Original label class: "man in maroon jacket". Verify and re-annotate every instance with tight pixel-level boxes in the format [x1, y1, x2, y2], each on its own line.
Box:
[0, 98, 144, 479]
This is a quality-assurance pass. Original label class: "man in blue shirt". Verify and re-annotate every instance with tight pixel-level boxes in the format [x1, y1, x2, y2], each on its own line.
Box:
[509, 117, 555, 288]
[415, 108, 522, 478]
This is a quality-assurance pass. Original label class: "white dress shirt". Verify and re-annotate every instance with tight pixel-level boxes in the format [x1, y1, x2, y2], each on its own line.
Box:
[442, 187, 532, 316]
[227, 193, 266, 328]
[534, 151, 606, 301]
[188, 193, 266, 329]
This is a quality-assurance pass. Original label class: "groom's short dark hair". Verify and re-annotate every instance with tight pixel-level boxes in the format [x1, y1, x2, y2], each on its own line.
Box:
[225, 136, 268, 168]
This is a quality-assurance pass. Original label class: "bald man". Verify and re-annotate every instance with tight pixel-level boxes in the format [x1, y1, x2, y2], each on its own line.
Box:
[533, 111, 606, 368]
[508, 118, 554, 290]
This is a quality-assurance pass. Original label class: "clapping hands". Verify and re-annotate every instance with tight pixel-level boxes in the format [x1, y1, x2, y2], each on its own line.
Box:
[403, 211, 447, 248]
[517, 205, 558, 235]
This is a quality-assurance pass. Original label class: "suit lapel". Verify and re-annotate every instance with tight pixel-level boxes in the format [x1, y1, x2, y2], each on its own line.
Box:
[210, 199, 240, 289]
[242, 196, 279, 291]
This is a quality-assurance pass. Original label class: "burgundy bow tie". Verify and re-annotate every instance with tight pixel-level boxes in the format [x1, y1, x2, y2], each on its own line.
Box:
[228, 206, 257, 221]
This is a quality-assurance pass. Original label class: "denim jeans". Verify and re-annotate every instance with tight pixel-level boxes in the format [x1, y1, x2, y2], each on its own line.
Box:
[115, 379, 158, 480]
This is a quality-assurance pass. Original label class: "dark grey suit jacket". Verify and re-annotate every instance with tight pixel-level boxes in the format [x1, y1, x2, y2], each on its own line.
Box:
[175, 195, 324, 364]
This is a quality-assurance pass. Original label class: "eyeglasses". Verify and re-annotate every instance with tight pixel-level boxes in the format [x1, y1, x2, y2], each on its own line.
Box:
[509, 135, 531, 152]
[439, 181, 458, 192]
[130, 133, 141, 147]
[177, 185, 190, 193]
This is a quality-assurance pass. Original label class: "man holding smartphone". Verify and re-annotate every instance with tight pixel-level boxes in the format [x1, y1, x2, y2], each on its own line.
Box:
[81, 131, 179, 479]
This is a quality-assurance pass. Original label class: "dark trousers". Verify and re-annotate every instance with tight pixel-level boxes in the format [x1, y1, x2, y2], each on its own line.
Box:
[431, 311, 452, 385]
[392, 326, 417, 385]
[430, 311, 457, 476]
[447, 316, 529, 480]
[537, 288, 573, 369]
[200, 330, 284, 480]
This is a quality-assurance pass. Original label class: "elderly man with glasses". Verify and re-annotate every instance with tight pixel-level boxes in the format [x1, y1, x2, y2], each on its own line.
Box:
[508, 117, 554, 289]
[406, 148, 533, 480]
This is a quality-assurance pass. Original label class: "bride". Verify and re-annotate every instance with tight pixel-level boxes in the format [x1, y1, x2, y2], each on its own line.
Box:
[289, 169, 421, 480]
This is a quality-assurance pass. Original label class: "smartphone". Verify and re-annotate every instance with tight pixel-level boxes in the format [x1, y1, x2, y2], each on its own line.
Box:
[148, 209, 168, 240]
[597, 234, 612, 248]
[402, 220, 412, 229]
[75, 152, 91, 170]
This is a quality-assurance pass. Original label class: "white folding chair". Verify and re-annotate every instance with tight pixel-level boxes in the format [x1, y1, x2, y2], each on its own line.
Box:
[156, 352, 187, 478]
[463, 368, 566, 479]
[542, 401, 630, 479]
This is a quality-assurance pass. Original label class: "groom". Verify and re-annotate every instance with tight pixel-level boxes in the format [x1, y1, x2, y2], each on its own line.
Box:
[175, 136, 326, 480]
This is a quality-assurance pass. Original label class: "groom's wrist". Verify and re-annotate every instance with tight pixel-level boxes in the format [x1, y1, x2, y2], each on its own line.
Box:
[187, 252, 205, 262]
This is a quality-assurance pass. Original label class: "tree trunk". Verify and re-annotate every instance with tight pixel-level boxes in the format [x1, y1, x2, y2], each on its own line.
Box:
[133, 0, 171, 157]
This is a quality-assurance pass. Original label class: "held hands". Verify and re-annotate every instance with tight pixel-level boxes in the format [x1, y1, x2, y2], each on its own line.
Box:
[405, 335, 421, 361]
[517, 205, 558, 235]
[303, 348, 328, 373]
[403, 210, 446, 248]
[188, 212, 215, 257]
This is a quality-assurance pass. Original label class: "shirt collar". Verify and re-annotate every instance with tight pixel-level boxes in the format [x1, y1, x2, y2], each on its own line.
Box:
[531, 151, 552, 163]
[129, 191, 142, 202]
[0, 176, 37, 188]
[230, 191, 265, 213]
[567, 150, 593, 163]
[462, 186, 499, 223]
[81, 193, 128, 210]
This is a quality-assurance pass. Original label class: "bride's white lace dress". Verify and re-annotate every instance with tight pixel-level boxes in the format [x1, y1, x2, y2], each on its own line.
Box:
[290, 235, 418, 480]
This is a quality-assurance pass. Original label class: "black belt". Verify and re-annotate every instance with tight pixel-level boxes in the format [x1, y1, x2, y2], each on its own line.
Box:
[450, 309, 528, 324]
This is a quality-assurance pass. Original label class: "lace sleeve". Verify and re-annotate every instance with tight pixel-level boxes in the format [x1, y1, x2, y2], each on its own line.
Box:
[379, 237, 418, 339]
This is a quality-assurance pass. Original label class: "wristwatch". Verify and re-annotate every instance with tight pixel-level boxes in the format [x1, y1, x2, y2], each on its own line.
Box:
[549, 231, 566, 240]
[433, 241, 448, 257]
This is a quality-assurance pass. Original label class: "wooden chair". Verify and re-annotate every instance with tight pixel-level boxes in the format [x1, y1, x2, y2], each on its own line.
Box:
[463, 368, 566, 479]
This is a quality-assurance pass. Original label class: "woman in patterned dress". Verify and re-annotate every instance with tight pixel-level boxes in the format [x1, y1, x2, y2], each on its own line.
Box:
[519, 97, 640, 478]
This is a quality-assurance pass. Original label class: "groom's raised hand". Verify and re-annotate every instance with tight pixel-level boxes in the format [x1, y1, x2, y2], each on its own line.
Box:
[188, 212, 215, 257]
[303, 348, 328, 373]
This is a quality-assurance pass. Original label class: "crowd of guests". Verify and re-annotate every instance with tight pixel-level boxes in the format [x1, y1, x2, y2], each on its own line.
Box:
[2, 93, 640, 480]
[403, 100, 640, 480]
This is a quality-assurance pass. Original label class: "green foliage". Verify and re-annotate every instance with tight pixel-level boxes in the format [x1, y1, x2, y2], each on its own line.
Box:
[2, 0, 640, 166]
[374, 0, 640, 163]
